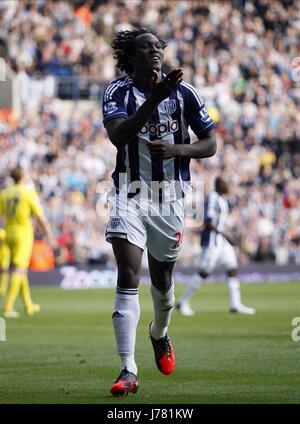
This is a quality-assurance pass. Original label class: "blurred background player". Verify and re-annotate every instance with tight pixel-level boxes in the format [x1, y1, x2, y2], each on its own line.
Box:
[177, 177, 256, 316]
[0, 167, 55, 318]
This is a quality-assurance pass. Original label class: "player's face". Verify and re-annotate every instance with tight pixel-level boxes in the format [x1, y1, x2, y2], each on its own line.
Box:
[132, 33, 164, 74]
[21, 169, 29, 183]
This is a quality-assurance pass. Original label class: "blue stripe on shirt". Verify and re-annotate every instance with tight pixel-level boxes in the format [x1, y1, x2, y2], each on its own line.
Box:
[126, 86, 140, 185]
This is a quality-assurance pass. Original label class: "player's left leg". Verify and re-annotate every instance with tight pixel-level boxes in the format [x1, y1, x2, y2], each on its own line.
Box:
[148, 253, 176, 375]
[146, 197, 184, 375]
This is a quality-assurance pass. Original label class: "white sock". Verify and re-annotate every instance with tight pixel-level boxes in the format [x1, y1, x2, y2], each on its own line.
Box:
[178, 275, 202, 305]
[112, 287, 140, 375]
[227, 277, 241, 309]
[150, 282, 175, 340]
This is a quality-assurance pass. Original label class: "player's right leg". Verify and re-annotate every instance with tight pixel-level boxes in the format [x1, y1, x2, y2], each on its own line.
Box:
[146, 198, 186, 376]
[105, 194, 147, 395]
[148, 254, 176, 375]
[109, 238, 143, 396]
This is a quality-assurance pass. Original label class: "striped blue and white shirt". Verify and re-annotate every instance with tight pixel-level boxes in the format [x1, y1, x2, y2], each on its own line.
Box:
[201, 191, 229, 247]
[102, 75, 215, 194]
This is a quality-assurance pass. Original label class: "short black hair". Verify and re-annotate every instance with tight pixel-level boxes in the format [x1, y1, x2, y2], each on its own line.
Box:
[215, 176, 228, 191]
[111, 27, 167, 75]
[11, 166, 24, 183]
[215, 176, 222, 188]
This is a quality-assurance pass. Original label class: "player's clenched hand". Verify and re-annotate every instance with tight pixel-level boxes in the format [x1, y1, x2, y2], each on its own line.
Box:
[223, 233, 238, 246]
[47, 234, 58, 250]
[147, 140, 178, 159]
[150, 68, 183, 104]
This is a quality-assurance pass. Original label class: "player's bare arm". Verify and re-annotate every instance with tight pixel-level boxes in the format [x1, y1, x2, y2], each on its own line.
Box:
[147, 129, 216, 159]
[105, 68, 183, 149]
[36, 215, 56, 249]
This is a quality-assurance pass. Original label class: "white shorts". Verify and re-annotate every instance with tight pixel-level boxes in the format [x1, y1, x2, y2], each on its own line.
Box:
[105, 195, 185, 262]
[198, 239, 238, 274]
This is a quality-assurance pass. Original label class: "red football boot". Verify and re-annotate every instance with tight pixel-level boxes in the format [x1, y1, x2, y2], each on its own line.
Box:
[149, 322, 176, 375]
[110, 368, 139, 396]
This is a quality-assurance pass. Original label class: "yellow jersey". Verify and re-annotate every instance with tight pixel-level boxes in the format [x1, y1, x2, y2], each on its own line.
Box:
[0, 183, 43, 233]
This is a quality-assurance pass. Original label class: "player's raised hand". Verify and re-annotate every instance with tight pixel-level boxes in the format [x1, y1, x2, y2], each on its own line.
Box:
[150, 68, 183, 104]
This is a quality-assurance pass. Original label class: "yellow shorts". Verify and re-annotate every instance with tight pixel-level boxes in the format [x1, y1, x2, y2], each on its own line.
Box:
[5, 230, 34, 269]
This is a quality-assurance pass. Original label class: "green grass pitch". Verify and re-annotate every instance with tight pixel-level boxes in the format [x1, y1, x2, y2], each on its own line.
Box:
[0, 282, 300, 404]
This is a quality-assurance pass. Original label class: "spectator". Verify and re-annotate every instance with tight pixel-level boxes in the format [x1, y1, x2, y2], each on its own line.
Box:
[0, 0, 299, 266]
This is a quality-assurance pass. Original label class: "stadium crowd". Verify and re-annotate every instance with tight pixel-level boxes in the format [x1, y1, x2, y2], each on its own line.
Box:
[0, 0, 300, 266]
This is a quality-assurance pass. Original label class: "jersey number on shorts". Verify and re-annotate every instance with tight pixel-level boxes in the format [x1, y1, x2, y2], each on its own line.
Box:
[172, 232, 183, 249]
[6, 197, 19, 218]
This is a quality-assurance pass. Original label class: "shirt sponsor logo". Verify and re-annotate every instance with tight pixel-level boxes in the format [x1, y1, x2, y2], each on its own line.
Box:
[104, 101, 118, 114]
[140, 119, 179, 139]
[162, 99, 177, 114]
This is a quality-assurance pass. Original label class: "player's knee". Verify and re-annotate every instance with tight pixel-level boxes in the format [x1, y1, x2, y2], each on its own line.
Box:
[199, 270, 208, 279]
[151, 274, 173, 293]
[227, 269, 237, 277]
[118, 266, 140, 288]
[0, 268, 8, 273]
[11, 266, 27, 274]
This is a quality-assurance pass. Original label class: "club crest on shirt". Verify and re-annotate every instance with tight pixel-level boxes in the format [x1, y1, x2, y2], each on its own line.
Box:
[110, 217, 121, 229]
[162, 99, 177, 114]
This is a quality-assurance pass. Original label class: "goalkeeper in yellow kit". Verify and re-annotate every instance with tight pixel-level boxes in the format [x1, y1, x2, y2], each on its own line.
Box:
[0, 167, 55, 318]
